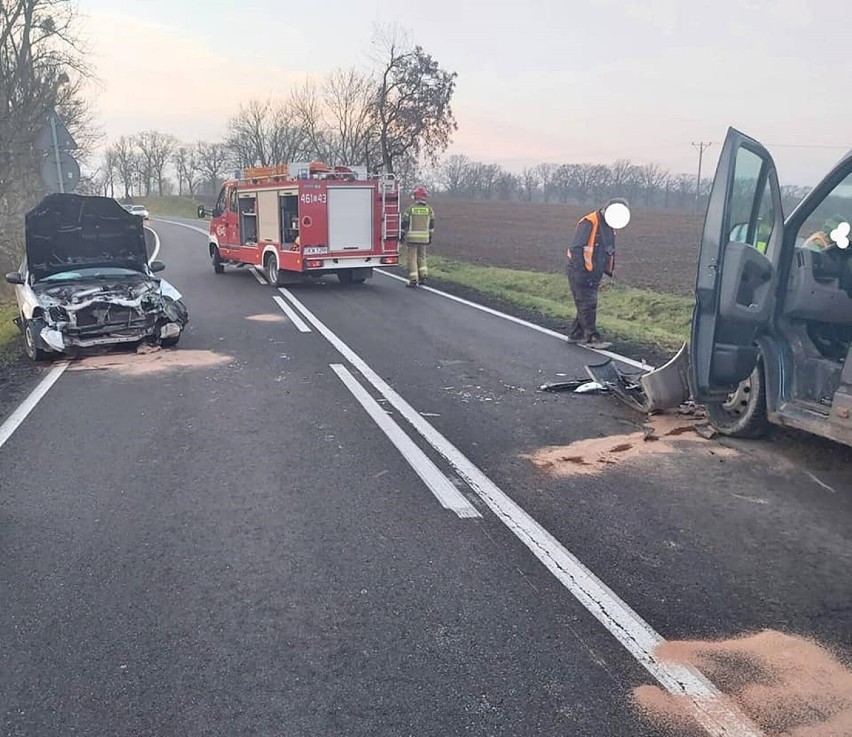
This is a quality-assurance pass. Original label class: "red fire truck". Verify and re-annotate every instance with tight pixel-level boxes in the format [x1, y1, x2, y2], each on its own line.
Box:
[207, 161, 400, 285]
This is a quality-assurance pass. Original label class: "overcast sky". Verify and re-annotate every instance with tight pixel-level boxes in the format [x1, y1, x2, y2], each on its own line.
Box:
[77, 0, 849, 186]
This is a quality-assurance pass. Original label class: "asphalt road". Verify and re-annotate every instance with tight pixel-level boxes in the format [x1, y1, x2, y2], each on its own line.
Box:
[1, 219, 850, 737]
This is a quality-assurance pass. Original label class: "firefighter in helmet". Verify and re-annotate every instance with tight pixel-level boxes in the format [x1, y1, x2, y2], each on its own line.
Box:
[401, 186, 435, 288]
[565, 198, 630, 349]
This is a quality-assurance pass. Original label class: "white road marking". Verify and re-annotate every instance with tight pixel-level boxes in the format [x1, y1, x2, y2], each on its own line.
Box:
[153, 218, 209, 236]
[375, 268, 654, 372]
[330, 364, 480, 519]
[0, 362, 69, 451]
[144, 226, 160, 264]
[272, 296, 311, 333]
[250, 266, 268, 285]
[278, 286, 762, 737]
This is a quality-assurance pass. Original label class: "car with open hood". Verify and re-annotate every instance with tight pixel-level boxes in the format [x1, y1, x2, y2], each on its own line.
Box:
[4, 193, 188, 361]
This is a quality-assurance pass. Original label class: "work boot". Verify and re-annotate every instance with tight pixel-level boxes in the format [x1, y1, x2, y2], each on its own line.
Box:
[419, 274, 428, 284]
[407, 279, 418, 288]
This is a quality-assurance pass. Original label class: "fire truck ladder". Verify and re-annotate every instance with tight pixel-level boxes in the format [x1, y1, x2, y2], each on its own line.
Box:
[380, 173, 399, 244]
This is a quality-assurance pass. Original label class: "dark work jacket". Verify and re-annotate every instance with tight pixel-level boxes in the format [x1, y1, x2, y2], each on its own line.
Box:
[567, 211, 616, 280]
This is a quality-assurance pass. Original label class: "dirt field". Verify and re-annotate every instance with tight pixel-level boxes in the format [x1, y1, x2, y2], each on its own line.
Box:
[427, 198, 704, 296]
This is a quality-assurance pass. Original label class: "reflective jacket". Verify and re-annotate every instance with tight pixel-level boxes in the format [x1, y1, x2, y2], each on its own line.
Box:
[567, 210, 615, 278]
[402, 201, 435, 244]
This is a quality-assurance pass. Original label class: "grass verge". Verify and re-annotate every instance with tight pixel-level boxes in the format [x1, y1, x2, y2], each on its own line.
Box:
[141, 196, 207, 220]
[412, 253, 693, 352]
[0, 301, 22, 365]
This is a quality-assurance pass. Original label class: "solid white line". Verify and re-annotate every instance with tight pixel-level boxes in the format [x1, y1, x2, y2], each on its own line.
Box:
[375, 268, 654, 372]
[278, 286, 762, 737]
[330, 364, 480, 519]
[153, 218, 210, 236]
[250, 266, 268, 285]
[271, 295, 311, 333]
[144, 226, 160, 264]
[0, 362, 69, 451]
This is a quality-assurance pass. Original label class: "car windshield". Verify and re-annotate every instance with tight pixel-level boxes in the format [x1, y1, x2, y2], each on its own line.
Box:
[38, 267, 142, 282]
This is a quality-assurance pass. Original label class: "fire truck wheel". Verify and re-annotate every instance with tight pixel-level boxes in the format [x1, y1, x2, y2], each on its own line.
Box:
[212, 247, 224, 274]
[265, 253, 284, 286]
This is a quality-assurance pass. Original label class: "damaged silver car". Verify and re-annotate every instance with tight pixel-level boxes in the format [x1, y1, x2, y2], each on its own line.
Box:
[4, 193, 188, 362]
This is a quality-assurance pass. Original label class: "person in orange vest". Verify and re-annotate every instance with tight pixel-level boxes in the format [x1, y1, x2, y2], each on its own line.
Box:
[565, 198, 630, 350]
[401, 186, 435, 287]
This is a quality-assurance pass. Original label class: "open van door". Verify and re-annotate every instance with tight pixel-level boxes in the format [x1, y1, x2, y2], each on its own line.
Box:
[690, 127, 784, 401]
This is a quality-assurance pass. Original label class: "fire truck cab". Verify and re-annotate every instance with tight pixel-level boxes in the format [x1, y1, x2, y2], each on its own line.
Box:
[207, 162, 400, 286]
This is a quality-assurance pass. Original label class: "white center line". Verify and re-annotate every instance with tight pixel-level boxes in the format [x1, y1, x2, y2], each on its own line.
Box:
[272, 296, 312, 333]
[0, 362, 69, 451]
[331, 363, 480, 519]
[277, 286, 762, 737]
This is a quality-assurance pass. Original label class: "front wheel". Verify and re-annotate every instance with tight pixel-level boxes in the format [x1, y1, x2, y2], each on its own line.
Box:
[212, 246, 224, 274]
[706, 361, 769, 439]
[23, 319, 48, 362]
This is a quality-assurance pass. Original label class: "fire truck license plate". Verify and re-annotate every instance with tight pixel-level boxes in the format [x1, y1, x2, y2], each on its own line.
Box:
[303, 246, 328, 255]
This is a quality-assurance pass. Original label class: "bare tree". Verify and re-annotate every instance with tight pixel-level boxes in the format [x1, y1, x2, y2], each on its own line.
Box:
[174, 145, 202, 197]
[534, 163, 557, 203]
[521, 166, 540, 202]
[324, 67, 379, 166]
[636, 162, 669, 206]
[438, 154, 472, 196]
[196, 141, 230, 194]
[0, 0, 95, 275]
[226, 99, 309, 169]
[108, 136, 138, 199]
[134, 130, 176, 196]
[371, 28, 457, 173]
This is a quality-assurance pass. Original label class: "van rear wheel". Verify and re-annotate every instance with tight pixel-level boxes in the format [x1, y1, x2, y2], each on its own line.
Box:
[706, 361, 769, 439]
[212, 246, 224, 274]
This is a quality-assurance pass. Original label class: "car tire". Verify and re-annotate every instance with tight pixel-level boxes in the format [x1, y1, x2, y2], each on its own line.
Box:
[161, 336, 180, 348]
[23, 319, 48, 362]
[212, 246, 224, 274]
[706, 360, 770, 439]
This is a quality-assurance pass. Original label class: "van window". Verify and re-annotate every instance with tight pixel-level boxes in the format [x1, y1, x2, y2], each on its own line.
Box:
[794, 172, 852, 252]
[727, 147, 775, 255]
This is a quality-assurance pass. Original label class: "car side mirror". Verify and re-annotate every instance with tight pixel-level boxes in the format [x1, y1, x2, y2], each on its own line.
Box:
[5, 271, 24, 285]
[149, 260, 166, 273]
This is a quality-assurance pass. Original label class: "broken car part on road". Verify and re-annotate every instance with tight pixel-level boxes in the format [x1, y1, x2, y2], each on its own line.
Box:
[5, 194, 189, 361]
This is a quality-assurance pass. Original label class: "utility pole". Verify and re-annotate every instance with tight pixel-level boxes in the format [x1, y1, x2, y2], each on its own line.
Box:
[691, 141, 712, 213]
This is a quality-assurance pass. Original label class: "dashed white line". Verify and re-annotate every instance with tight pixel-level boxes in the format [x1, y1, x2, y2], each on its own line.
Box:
[375, 268, 654, 372]
[331, 363, 480, 519]
[277, 286, 762, 737]
[272, 295, 311, 333]
[0, 362, 69, 451]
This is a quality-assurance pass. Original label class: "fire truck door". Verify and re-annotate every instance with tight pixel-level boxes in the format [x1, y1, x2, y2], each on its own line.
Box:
[223, 186, 239, 252]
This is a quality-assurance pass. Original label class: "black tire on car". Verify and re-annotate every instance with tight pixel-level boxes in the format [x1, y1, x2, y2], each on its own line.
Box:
[23, 319, 47, 362]
[212, 246, 224, 274]
[706, 360, 770, 439]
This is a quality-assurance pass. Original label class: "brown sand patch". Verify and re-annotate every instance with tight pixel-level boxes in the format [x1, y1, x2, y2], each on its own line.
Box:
[246, 313, 286, 323]
[69, 348, 232, 376]
[524, 414, 737, 477]
[634, 630, 852, 737]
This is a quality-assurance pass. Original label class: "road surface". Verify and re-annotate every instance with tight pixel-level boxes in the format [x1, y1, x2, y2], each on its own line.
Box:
[1, 219, 850, 737]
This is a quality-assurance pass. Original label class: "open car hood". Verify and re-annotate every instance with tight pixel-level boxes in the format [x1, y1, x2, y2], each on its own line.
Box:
[25, 194, 149, 282]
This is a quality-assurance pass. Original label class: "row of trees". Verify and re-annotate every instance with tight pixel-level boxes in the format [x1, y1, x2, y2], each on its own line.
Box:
[430, 155, 814, 213]
[92, 29, 459, 201]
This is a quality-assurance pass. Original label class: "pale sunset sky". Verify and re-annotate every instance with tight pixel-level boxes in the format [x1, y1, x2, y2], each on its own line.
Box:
[76, 0, 849, 186]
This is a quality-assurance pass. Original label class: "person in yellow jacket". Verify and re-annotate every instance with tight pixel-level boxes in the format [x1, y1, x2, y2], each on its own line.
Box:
[401, 186, 435, 288]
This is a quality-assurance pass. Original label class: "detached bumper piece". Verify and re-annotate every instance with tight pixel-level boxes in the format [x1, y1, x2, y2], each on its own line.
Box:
[584, 342, 691, 413]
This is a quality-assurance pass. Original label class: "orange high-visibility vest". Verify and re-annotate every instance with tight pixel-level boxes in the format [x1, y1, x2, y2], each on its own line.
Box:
[568, 211, 614, 275]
